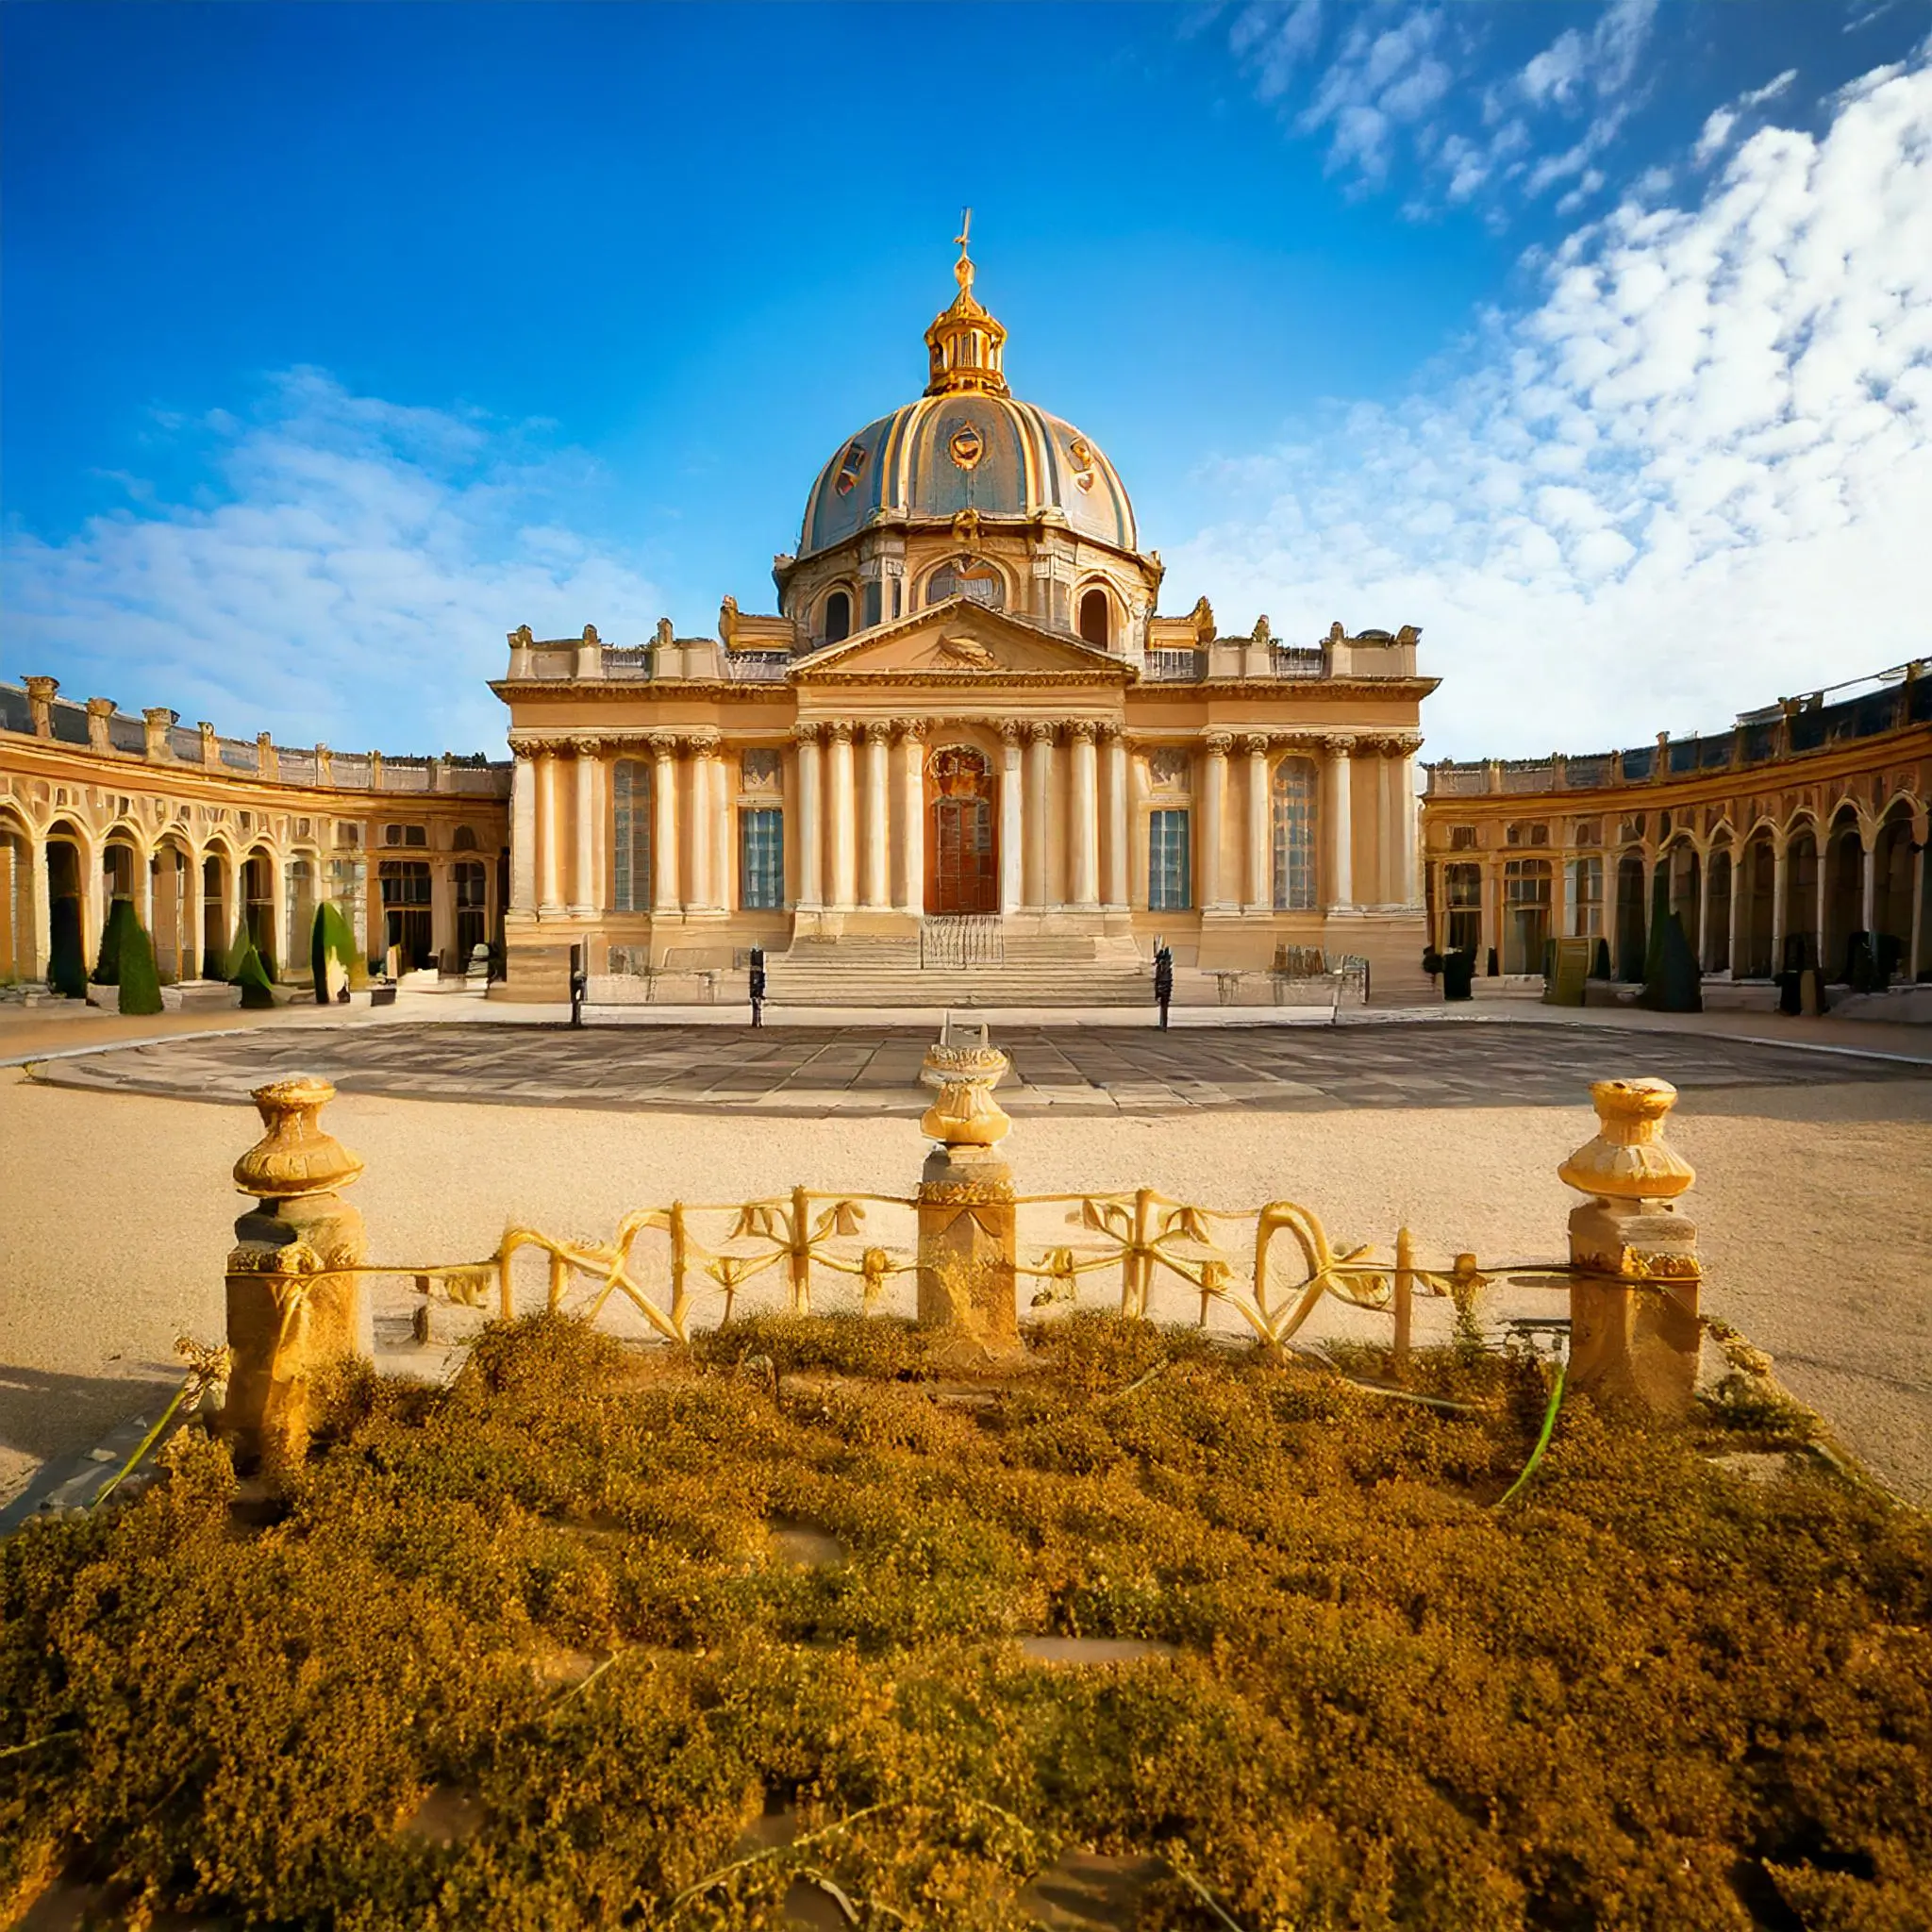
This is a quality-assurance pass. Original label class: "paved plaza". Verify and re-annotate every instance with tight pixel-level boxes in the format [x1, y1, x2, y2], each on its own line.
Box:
[26, 1016, 1932, 1114]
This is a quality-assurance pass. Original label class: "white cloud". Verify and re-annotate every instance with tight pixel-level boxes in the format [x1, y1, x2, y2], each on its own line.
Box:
[2, 373, 665, 756]
[1170, 49, 1932, 759]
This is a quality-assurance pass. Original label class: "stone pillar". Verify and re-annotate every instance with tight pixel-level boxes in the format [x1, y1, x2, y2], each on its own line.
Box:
[25, 675, 58, 739]
[827, 722, 857, 911]
[1024, 724, 1054, 909]
[1069, 722, 1100, 911]
[571, 741, 598, 918]
[897, 721, 927, 914]
[142, 707, 177, 761]
[1861, 837, 1877, 937]
[1000, 724, 1024, 915]
[916, 1029, 1019, 1356]
[794, 724, 824, 910]
[1815, 843, 1829, 972]
[85, 697, 115, 754]
[1324, 736, 1355, 909]
[509, 751, 537, 913]
[199, 722, 221, 771]
[535, 745, 563, 916]
[138, 846, 155, 941]
[1770, 839, 1788, 968]
[652, 739, 680, 914]
[1480, 859, 1500, 970]
[684, 738, 714, 913]
[1103, 725, 1129, 911]
[28, 827, 49, 983]
[430, 862, 456, 968]
[1244, 735, 1270, 911]
[1394, 736, 1420, 908]
[710, 744, 732, 914]
[1200, 733, 1231, 912]
[316, 745, 334, 789]
[862, 722, 891, 910]
[1695, 850, 1714, 972]
[177, 844, 201, 979]
[267, 851, 288, 975]
[1560, 1077, 1701, 1418]
[257, 731, 277, 781]
[222, 1077, 373, 1473]
[1727, 852, 1746, 978]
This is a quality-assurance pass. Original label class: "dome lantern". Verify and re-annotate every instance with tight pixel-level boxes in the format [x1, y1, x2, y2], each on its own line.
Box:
[924, 208, 1008, 398]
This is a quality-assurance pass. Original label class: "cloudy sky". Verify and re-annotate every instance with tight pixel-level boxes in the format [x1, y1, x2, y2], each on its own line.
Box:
[3, 1, 1928, 759]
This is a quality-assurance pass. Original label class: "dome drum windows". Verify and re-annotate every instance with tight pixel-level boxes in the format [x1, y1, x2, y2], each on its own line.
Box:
[924, 557, 1006, 610]
[821, 590, 853, 645]
[1077, 585, 1113, 649]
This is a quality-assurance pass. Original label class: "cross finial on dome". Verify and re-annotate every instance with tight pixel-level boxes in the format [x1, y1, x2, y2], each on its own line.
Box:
[925, 208, 1008, 396]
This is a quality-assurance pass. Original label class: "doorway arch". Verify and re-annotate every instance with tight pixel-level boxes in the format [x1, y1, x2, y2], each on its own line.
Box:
[924, 745, 998, 915]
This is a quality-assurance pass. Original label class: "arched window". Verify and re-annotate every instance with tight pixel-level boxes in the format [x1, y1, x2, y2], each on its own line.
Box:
[453, 824, 479, 852]
[925, 557, 1006, 608]
[823, 590, 852, 644]
[1077, 587, 1111, 648]
[612, 759, 653, 912]
[1271, 758, 1316, 910]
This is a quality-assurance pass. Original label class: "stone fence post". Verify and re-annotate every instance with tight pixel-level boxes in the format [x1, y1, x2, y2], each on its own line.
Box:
[221, 1077, 373, 1470]
[915, 1027, 1019, 1355]
[1559, 1077, 1701, 1415]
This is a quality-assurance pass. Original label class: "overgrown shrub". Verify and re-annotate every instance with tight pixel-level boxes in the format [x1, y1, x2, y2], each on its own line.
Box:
[3, 1312, 1927, 1930]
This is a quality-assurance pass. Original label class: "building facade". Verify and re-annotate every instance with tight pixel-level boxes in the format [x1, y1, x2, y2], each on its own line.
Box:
[0, 678, 509, 990]
[1419, 662, 1932, 988]
[493, 242, 1434, 1000]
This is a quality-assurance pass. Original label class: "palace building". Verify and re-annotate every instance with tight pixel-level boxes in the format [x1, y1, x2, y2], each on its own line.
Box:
[491, 237, 1434, 1003]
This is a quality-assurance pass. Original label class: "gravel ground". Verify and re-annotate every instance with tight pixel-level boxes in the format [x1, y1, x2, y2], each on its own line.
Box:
[3, 1062, 1929, 1507]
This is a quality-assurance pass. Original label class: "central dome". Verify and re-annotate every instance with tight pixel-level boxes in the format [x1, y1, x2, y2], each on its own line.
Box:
[796, 232, 1137, 564]
[798, 392, 1137, 560]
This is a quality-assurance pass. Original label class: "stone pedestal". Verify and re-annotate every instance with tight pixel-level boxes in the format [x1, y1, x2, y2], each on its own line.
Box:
[221, 1077, 373, 1470]
[1559, 1077, 1701, 1418]
[914, 1025, 1020, 1354]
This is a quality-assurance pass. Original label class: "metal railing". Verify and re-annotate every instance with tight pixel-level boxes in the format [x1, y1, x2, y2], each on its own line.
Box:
[1141, 648, 1203, 682]
[920, 915, 1005, 968]
[724, 653, 792, 682]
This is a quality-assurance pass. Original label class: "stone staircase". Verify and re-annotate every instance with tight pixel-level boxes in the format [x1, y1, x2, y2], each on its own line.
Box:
[767, 931, 1152, 1009]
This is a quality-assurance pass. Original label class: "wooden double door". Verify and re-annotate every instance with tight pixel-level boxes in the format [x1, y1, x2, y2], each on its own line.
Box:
[925, 746, 999, 914]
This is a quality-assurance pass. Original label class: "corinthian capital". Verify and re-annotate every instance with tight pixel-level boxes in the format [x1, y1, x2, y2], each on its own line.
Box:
[1241, 733, 1271, 757]
[1065, 719, 1097, 742]
[865, 720, 892, 745]
[895, 717, 931, 743]
[793, 721, 823, 745]
[1323, 733, 1356, 758]
[826, 720, 855, 743]
[1204, 731, 1234, 757]
[1027, 720, 1057, 744]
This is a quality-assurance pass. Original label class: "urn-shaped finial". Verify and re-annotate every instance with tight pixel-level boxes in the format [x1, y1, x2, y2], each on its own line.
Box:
[1557, 1077, 1694, 1203]
[233, 1076, 364, 1201]
[919, 1025, 1012, 1147]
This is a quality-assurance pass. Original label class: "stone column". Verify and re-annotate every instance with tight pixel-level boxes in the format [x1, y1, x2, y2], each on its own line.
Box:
[222, 1077, 373, 1472]
[180, 843, 202, 979]
[1068, 722, 1100, 911]
[1480, 859, 1500, 970]
[897, 721, 927, 914]
[1552, 849, 1571, 944]
[827, 722, 857, 911]
[1323, 736, 1355, 910]
[1394, 736, 1420, 908]
[84, 696, 115, 754]
[25, 675, 58, 739]
[1103, 725, 1129, 911]
[710, 744, 733, 913]
[652, 738, 680, 914]
[1024, 724, 1054, 909]
[1861, 837, 1877, 936]
[509, 750, 537, 912]
[1815, 844, 1829, 971]
[138, 845, 156, 941]
[684, 738, 714, 913]
[794, 724, 824, 910]
[430, 862, 456, 967]
[1244, 735, 1270, 911]
[535, 745, 563, 917]
[28, 826, 49, 982]
[1560, 1077, 1701, 1418]
[1200, 733, 1232, 912]
[571, 741, 598, 917]
[142, 707, 177, 761]
[862, 722, 891, 910]
[1695, 850, 1714, 972]
[1000, 724, 1024, 915]
[267, 851, 288, 975]
[1770, 838, 1789, 969]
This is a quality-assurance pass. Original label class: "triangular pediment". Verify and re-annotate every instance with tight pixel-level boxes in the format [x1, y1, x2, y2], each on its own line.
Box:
[791, 598, 1132, 682]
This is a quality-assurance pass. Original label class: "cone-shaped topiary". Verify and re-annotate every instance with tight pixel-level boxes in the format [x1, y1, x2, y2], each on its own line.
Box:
[92, 898, 135, 985]
[1641, 908, 1704, 1012]
[114, 910, 165, 1016]
[309, 901, 363, 1004]
[47, 895, 87, 998]
[235, 942, 277, 1009]
[1641, 863, 1669, 988]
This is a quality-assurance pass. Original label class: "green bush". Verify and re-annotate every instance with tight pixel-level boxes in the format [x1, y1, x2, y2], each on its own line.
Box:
[45, 896, 86, 999]
[111, 908, 164, 1016]
[90, 897, 134, 985]
[234, 941, 276, 1008]
[309, 900, 363, 1004]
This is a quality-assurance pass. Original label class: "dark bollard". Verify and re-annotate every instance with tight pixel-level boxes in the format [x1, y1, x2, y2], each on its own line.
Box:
[748, 945, 767, 1028]
[1153, 942, 1174, 1030]
[569, 943, 587, 1028]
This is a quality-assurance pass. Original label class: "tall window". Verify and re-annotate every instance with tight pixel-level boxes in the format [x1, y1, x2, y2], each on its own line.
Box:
[1567, 856, 1603, 938]
[822, 590, 852, 644]
[1271, 758, 1316, 910]
[1149, 808, 1191, 910]
[1078, 587, 1110, 647]
[1445, 861, 1481, 954]
[612, 760, 652, 912]
[1504, 858, 1553, 975]
[741, 808, 784, 909]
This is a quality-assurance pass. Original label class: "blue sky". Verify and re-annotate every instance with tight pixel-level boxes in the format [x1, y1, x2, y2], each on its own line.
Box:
[4, 0, 1929, 759]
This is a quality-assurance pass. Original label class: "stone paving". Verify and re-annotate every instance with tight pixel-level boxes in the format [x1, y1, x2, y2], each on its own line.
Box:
[28, 1019, 1931, 1115]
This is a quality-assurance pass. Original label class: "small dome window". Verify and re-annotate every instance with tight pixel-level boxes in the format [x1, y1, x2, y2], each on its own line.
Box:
[926, 558, 1005, 609]
[1078, 587, 1111, 647]
[822, 590, 852, 643]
